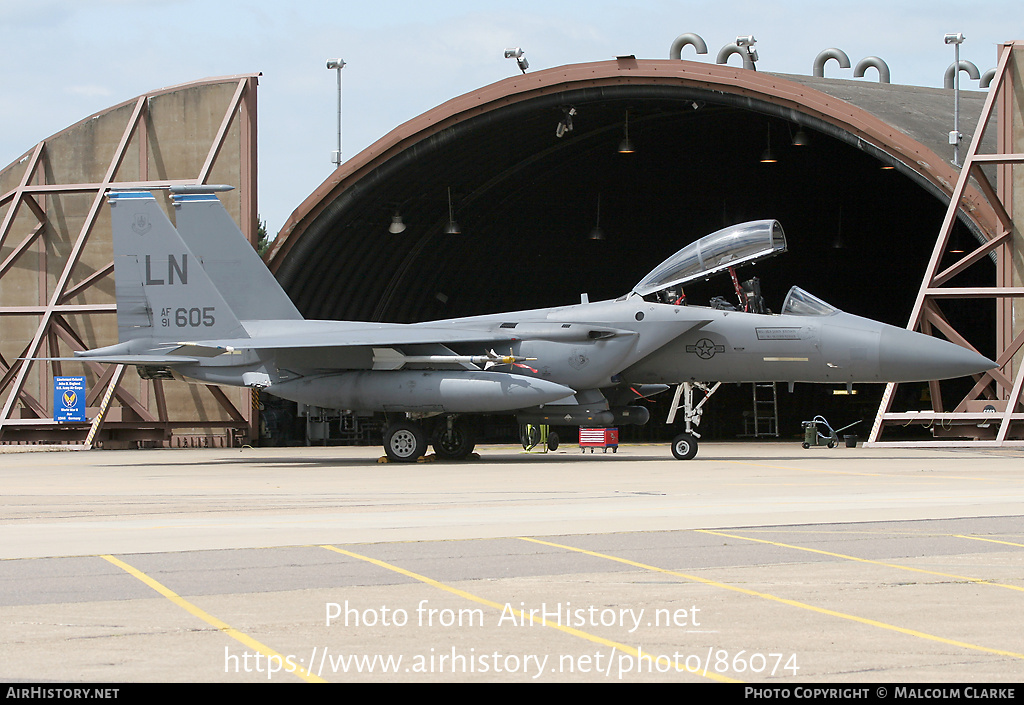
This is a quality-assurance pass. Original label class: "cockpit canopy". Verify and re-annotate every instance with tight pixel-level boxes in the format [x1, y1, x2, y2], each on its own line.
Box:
[632, 220, 787, 296]
[780, 286, 839, 316]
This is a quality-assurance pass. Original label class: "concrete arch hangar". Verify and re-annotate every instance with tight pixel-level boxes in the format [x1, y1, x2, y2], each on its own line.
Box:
[270, 58, 998, 354]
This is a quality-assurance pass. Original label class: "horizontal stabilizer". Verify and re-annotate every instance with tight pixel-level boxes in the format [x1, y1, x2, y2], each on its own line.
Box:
[26, 355, 199, 365]
[168, 344, 237, 358]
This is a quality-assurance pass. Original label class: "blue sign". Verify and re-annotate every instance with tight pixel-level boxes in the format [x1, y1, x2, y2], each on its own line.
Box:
[54, 377, 87, 422]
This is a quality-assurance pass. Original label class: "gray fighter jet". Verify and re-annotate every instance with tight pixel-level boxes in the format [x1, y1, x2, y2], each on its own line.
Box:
[68, 187, 995, 461]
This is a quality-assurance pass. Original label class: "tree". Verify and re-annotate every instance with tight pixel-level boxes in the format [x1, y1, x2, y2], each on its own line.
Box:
[256, 217, 270, 257]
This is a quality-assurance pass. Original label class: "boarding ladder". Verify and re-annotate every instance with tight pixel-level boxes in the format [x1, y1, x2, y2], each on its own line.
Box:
[752, 382, 779, 437]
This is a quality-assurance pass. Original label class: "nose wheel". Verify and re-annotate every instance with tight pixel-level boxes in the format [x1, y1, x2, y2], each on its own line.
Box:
[671, 432, 698, 460]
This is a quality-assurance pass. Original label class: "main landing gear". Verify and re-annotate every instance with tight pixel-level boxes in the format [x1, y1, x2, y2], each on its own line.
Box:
[382, 416, 476, 462]
[383, 420, 427, 462]
[433, 417, 477, 460]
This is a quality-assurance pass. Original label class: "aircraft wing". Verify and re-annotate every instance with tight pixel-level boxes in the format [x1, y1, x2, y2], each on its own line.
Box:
[171, 325, 522, 356]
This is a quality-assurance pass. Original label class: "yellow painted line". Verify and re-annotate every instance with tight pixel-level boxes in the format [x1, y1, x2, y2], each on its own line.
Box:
[518, 537, 1024, 661]
[731, 528, 968, 537]
[954, 535, 1024, 549]
[101, 554, 325, 683]
[695, 530, 1024, 594]
[320, 544, 737, 683]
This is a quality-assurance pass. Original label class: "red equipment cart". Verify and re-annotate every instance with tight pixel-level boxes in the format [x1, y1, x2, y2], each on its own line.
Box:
[579, 427, 619, 453]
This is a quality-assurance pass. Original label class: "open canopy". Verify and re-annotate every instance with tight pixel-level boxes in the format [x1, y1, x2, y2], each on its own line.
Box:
[632, 220, 787, 296]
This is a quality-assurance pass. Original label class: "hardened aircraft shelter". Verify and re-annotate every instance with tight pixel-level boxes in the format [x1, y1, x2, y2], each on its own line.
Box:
[269, 46, 1021, 446]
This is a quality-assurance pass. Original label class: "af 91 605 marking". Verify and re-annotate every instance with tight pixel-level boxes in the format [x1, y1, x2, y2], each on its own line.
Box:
[160, 307, 216, 328]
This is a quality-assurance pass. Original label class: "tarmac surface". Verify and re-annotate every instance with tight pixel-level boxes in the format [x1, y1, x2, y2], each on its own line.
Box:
[1, 441, 1022, 683]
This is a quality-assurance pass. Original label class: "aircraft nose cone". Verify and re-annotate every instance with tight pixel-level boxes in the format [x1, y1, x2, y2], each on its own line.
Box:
[878, 326, 996, 381]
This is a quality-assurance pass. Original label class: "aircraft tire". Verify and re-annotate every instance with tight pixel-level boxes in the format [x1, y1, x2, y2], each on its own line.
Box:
[520, 424, 540, 450]
[547, 431, 560, 451]
[384, 421, 427, 462]
[433, 421, 476, 460]
[671, 433, 698, 460]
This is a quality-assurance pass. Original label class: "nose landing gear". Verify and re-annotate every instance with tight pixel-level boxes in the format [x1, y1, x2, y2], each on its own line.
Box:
[666, 381, 720, 460]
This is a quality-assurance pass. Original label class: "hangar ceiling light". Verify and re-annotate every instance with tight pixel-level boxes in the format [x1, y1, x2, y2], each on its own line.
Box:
[760, 123, 778, 163]
[445, 187, 461, 235]
[618, 111, 635, 154]
[588, 195, 605, 240]
[388, 213, 406, 234]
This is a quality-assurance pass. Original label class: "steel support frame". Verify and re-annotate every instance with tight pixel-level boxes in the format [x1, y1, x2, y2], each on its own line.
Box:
[868, 42, 1024, 447]
[0, 75, 260, 446]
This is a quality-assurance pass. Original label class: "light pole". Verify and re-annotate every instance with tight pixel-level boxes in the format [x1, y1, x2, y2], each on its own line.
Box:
[944, 33, 964, 167]
[327, 58, 346, 166]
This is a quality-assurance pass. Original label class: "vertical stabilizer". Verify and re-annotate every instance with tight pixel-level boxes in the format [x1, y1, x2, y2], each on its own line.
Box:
[109, 191, 247, 343]
[171, 187, 302, 321]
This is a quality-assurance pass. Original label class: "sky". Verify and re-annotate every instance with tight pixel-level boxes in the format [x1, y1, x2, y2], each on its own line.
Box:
[1, 1, 1021, 239]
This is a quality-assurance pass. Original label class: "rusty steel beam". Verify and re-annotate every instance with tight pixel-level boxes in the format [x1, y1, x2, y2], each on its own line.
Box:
[922, 287, 1024, 298]
[198, 78, 249, 185]
[60, 263, 114, 303]
[0, 224, 46, 279]
[0, 142, 44, 248]
[0, 305, 116, 315]
[933, 230, 1010, 286]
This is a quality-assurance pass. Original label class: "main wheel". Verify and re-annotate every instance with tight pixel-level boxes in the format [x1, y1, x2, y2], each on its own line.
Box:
[671, 432, 698, 460]
[547, 431, 560, 451]
[383, 421, 427, 462]
[433, 420, 476, 460]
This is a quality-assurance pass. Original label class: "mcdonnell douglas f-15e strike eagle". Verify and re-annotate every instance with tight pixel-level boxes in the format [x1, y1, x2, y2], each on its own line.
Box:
[60, 186, 995, 461]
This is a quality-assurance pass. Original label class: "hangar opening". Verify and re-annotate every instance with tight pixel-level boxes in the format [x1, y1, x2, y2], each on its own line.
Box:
[269, 59, 996, 442]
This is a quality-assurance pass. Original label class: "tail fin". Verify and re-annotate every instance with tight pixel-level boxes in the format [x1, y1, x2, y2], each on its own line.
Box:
[109, 191, 247, 343]
[170, 186, 302, 321]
